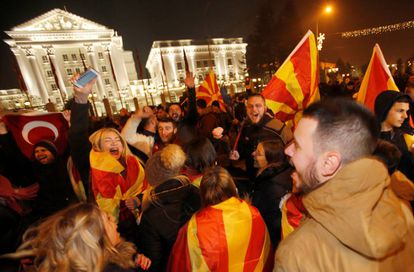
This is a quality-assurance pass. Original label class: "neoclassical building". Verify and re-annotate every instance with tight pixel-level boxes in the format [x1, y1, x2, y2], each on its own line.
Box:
[3, 8, 150, 114]
[146, 38, 248, 101]
[2, 9, 248, 114]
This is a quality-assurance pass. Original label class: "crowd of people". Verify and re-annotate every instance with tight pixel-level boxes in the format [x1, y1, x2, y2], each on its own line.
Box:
[0, 71, 413, 271]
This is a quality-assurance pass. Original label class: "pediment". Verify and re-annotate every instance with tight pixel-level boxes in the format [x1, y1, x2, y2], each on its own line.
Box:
[12, 8, 108, 32]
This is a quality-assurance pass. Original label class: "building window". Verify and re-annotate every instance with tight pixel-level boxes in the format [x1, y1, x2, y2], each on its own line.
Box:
[66, 68, 73, 76]
[227, 59, 233, 65]
[203, 60, 208, 67]
[75, 67, 81, 74]
[98, 52, 104, 59]
[198, 74, 204, 81]
[101, 66, 107, 72]
[56, 97, 61, 104]
[71, 54, 77, 61]
[104, 78, 111, 85]
[229, 72, 234, 79]
[177, 62, 183, 70]
[47, 70, 53, 78]
[42, 56, 49, 63]
[108, 91, 113, 97]
[211, 59, 215, 66]
[196, 61, 202, 68]
[62, 54, 69, 61]
[80, 53, 85, 60]
[51, 84, 58, 90]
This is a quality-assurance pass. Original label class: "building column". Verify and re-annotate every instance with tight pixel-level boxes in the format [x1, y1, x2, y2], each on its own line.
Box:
[86, 44, 105, 100]
[12, 48, 36, 97]
[26, 49, 49, 104]
[47, 48, 68, 100]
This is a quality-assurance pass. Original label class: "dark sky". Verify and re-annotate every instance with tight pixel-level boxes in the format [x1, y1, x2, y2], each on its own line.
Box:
[1, 0, 413, 89]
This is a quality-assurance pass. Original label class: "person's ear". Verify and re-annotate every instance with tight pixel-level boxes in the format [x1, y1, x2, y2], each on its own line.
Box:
[320, 151, 341, 179]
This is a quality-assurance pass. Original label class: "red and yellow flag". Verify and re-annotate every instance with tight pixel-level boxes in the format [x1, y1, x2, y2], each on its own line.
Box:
[356, 44, 399, 111]
[262, 30, 319, 127]
[197, 70, 227, 111]
[90, 151, 147, 221]
[168, 197, 273, 271]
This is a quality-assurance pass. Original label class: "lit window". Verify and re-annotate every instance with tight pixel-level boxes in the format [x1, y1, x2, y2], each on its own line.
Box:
[62, 54, 69, 61]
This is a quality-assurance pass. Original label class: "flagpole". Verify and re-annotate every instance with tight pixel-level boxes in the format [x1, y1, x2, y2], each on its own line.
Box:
[160, 49, 172, 102]
[106, 48, 124, 108]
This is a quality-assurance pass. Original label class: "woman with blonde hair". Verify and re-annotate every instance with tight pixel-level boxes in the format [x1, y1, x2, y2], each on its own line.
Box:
[68, 75, 146, 243]
[5, 203, 151, 271]
[168, 166, 273, 271]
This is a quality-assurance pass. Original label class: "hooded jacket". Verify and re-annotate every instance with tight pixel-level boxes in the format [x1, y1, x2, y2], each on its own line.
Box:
[374, 90, 414, 181]
[275, 158, 414, 272]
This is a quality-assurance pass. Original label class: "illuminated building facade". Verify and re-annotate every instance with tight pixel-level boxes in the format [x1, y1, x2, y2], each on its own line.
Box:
[3, 8, 148, 114]
[146, 38, 248, 102]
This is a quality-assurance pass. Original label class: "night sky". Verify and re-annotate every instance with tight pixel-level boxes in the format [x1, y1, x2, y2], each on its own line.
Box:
[1, 0, 413, 89]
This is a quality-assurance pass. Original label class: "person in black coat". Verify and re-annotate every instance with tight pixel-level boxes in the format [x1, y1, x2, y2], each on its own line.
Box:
[138, 144, 200, 272]
[252, 139, 293, 248]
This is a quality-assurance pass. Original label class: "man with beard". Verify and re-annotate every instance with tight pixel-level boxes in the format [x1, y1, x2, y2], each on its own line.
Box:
[152, 117, 178, 153]
[230, 93, 293, 181]
[275, 99, 414, 271]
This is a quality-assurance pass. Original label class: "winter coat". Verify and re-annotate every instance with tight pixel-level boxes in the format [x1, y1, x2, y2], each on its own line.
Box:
[274, 158, 414, 272]
[138, 176, 200, 272]
[252, 163, 292, 248]
[239, 114, 292, 179]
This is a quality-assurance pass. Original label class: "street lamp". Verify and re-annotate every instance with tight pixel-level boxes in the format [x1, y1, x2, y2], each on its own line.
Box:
[316, 3, 333, 51]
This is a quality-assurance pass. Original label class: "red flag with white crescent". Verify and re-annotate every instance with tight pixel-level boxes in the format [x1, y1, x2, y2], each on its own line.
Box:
[4, 112, 69, 159]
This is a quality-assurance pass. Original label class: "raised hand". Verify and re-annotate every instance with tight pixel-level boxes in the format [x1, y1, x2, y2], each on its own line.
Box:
[184, 71, 195, 88]
[70, 73, 96, 104]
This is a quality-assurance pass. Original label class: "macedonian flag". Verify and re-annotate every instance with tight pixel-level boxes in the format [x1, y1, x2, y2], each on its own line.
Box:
[262, 30, 319, 127]
[356, 44, 399, 111]
[90, 150, 147, 222]
[197, 70, 227, 111]
[168, 197, 273, 271]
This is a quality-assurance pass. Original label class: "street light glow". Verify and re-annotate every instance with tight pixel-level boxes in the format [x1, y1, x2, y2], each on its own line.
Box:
[325, 5, 333, 14]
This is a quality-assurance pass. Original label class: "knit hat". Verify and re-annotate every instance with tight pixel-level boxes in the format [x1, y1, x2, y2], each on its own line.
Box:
[33, 139, 58, 158]
[145, 144, 186, 187]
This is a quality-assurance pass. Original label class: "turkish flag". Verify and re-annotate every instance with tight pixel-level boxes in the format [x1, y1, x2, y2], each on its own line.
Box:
[4, 112, 69, 159]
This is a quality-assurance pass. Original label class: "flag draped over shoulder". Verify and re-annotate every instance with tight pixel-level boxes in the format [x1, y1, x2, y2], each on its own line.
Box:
[262, 30, 319, 127]
[197, 70, 227, 111]
[90, 150, 147, 222]
[4, 112, 69, 159]
[168, 197, 273, 271]
[356, 44, 399, 111]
